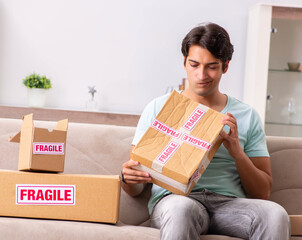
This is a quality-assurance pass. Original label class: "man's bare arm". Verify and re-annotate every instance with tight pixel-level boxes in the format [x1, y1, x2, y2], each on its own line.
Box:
[220, 113, 272, 199]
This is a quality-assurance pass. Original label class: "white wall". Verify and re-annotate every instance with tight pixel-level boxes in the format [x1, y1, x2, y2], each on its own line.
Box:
[0, 0, 301, 114]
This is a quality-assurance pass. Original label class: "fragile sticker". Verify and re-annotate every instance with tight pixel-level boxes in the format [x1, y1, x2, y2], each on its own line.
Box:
[154, 141, 180, 165]
[181, 133, 211, 151]
[182, 108, 205, 131]
[33, 142, 65, 155]
[190, 169, 201, 183]
[151, 106, 210, 172]
[151, 119, 182, 139]
[16, 184, 76, 205]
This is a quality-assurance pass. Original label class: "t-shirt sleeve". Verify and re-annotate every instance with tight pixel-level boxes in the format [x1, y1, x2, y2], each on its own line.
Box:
[132, 100, 156, 146]
[244, 109, 269, 158]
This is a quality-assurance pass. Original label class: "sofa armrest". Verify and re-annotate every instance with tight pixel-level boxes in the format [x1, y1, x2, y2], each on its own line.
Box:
[290, 215, 302, 236]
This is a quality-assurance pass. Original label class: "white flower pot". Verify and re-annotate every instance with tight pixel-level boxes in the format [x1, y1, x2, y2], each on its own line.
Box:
[27, 88, 47, 108]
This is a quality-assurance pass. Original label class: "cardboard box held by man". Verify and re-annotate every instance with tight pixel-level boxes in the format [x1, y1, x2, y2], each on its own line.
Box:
[132, 90, 225, 195]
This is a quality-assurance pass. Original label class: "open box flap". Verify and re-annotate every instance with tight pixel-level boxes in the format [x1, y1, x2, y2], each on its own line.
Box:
[9, 114, 34, 143]
[56, 119, 68, 131]
[9, 132, 21, 143]
[19, 114, 34, 170]
[21, 114, 34, 130]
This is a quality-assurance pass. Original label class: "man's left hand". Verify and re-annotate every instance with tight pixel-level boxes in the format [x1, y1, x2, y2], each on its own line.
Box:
[219, 112, 244, 158]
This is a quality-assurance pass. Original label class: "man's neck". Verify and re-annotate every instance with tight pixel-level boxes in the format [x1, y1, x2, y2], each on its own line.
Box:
[181, 89, 227, 112]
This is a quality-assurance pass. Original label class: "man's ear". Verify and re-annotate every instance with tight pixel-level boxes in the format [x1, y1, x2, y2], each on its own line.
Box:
[223, 60, 230, 73]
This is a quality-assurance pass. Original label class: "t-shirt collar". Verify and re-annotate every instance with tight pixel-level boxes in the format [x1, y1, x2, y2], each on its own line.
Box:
[179, 90, 230, 114]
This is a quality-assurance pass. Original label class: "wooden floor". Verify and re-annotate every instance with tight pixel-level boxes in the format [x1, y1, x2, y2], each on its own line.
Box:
[0, 105, 140, 127]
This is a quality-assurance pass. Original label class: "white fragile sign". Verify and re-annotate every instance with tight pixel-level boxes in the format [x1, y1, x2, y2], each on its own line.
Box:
[33, 142, 65, 155]
[16, 184, 76, 205]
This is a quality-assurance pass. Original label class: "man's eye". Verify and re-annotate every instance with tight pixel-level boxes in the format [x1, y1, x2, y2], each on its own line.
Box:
[190, 64, 198, 68]
[208, 65, 217, 70]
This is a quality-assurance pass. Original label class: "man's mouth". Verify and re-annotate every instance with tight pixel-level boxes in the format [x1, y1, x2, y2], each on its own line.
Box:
[197, 81, 211, 85]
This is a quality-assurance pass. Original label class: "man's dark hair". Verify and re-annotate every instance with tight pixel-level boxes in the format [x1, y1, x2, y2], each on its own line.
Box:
[181, 22, 234, 71]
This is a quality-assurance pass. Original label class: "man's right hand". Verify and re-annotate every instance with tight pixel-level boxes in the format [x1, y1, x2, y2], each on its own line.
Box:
[121, 145, 152, 197]
[122, 159, 152, 184]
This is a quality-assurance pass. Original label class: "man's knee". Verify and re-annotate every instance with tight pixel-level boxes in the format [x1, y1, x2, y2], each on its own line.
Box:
[250, 200, 290, 240]
[253, 200, 289, 224]
[263, 201, 289, 227]
[151, 194, 209, 236]
[210, 198, 290, 239]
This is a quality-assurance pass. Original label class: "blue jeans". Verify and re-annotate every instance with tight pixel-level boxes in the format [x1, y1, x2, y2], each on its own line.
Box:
[150, 190, 290, 240]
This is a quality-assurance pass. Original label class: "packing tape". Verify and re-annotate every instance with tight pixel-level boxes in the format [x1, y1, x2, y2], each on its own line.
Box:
[133, 164, 189, 194]
[151, 105, 211, 173]
[152, 141, 180, 172]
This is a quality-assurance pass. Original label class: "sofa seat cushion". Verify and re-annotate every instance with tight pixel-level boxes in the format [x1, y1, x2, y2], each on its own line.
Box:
[0, 217, 244, 240]
[0, 217, 159, 240]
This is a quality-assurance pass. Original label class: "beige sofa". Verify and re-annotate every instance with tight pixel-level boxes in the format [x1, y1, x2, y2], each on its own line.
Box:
[0, 117, 301, 240]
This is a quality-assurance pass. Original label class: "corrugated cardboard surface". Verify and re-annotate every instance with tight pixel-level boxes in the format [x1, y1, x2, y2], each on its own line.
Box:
[132, 91, 225, 195]
[30, 127, 66, 172]
[290, 215, 302, 236]
[10, 114, 68, 172]
[0, 170, 120, 223]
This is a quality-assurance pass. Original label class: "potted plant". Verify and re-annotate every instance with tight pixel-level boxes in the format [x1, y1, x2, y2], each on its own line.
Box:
[23, 73, 52, 108]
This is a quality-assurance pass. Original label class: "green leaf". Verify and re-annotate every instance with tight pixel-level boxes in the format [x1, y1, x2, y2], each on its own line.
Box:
[22, 73, 52, 89]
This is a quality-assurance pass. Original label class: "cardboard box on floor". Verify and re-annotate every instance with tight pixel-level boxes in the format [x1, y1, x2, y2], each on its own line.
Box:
[0, 170, 120, 223]
[132, 90, 225, 196]
[9, 114, 68, 172]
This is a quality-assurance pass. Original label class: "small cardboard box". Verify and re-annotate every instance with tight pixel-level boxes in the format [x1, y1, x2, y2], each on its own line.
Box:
[10, 114, 68, 172]
[290, 215, 302, 236]
[0, 170, 120, 223]
[132, 90, 225, 195]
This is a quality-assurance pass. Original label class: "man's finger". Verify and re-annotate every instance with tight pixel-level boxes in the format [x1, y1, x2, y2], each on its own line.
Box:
[224, 120, 236, 132]
[124, 175, 152, 183]
[222, 115, 237, 126]
[123, 159, 139, 168]
[126, 179, 151, 184]
[220, 130, 229, 140]
[123, 168, 150, 178]
[226, 112, 235, 118]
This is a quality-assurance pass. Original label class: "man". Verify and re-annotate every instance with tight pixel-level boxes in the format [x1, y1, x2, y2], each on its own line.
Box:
[122, 23, 290, 240]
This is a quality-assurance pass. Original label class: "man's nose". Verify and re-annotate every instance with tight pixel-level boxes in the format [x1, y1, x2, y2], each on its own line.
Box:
[196, 66, 208, 79]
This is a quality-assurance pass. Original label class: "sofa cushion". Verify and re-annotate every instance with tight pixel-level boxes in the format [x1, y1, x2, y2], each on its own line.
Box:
[0, 217, 160, 240]
[267, 136, 302, 215]
[0, 216, 243, 240]
[0, 118, 21, 170]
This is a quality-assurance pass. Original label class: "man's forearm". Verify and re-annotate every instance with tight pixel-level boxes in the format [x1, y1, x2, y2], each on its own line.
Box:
[234, 149, 272, 199]
[122, 182, 146, 197]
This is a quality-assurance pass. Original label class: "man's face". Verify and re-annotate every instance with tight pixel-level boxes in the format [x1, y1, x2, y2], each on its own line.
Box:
[184, 45, 228, 97]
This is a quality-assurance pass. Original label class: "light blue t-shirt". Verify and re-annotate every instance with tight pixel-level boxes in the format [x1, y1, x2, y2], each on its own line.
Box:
[132, 92, 269, 214]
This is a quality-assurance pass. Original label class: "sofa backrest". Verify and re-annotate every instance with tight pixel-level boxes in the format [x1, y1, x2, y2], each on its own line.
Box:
[1, 118, 302, 225]
[0, 118, 21, 170]
[267, 136, 302, 215]
[65, 120, 151, 225]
